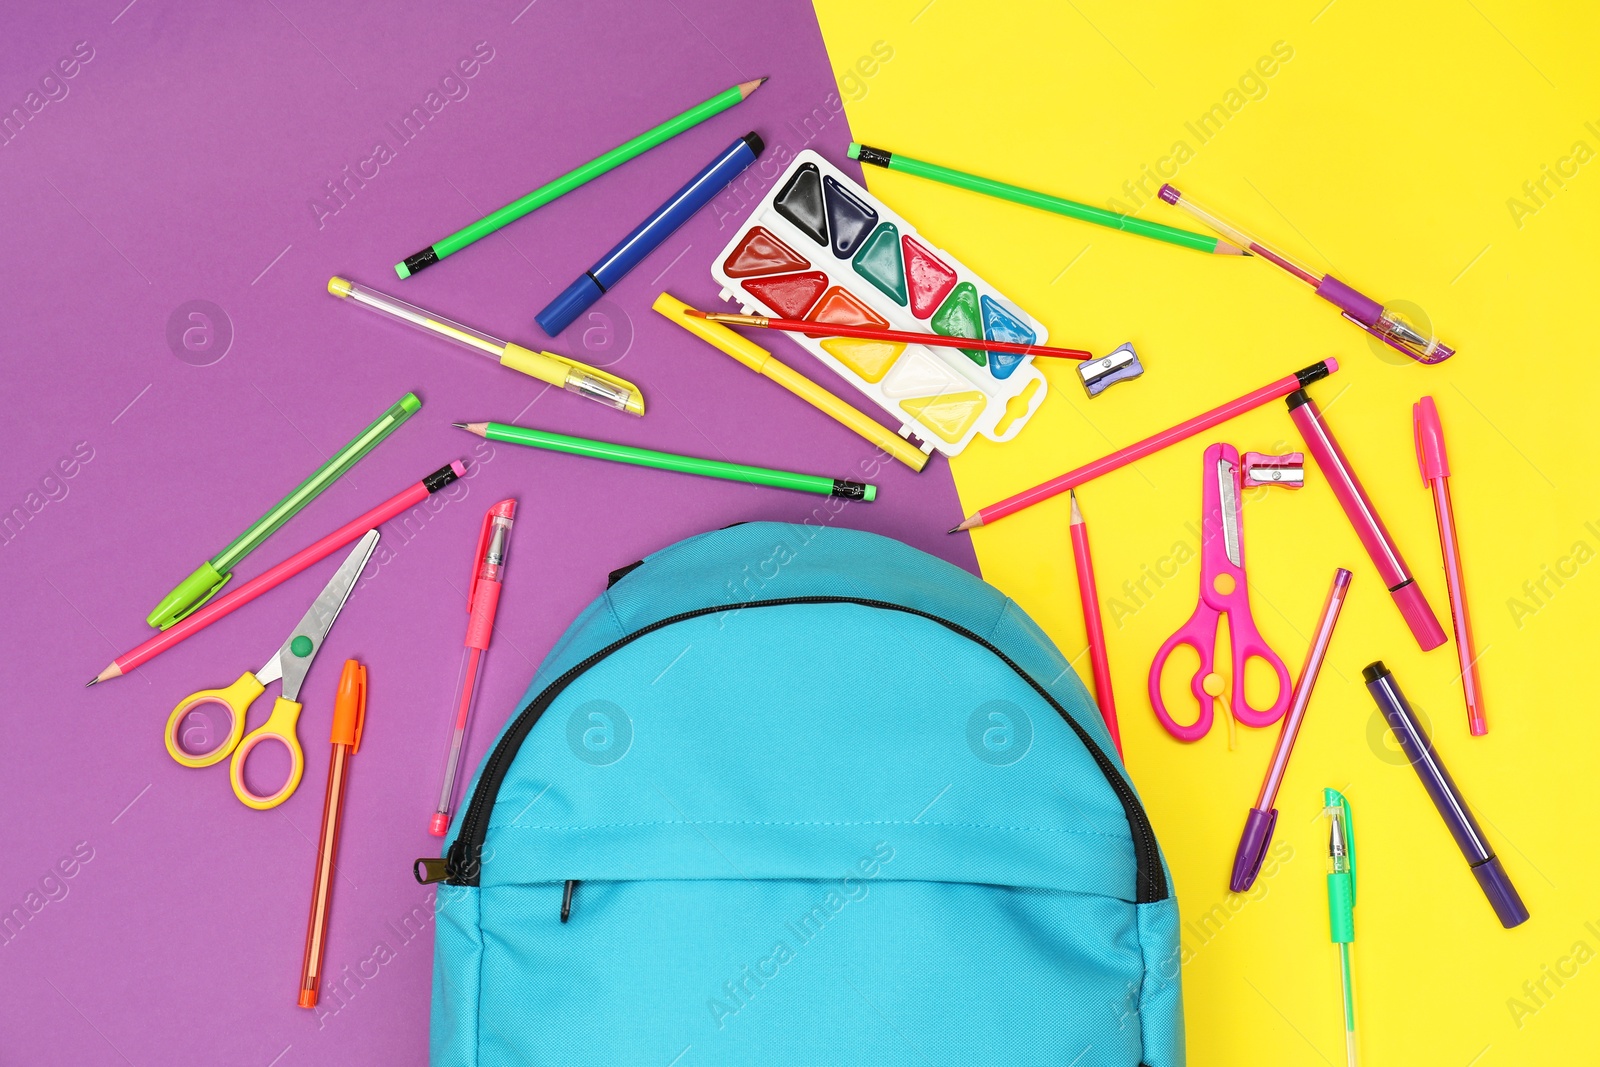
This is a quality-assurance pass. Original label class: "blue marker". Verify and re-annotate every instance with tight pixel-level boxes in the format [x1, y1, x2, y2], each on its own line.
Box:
[536, 132, 764, 336]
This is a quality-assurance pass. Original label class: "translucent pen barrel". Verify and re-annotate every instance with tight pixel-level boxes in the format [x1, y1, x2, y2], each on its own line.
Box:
[330, 276, 643, 414]
[1255, 569, 1351, 809]
[330, 277, 506, 360]
[1339, 943, 1358, 1067]
[430, 509, 514, 836]
[431, 646, 486, 837]
[211, 392, 420, 574]
[300, 742, 351, 1006]
[1158, 185, 1321, 286]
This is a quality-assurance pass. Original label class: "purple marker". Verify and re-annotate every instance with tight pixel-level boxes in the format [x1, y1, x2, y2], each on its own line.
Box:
[1231, 568, 1352, 892]
[1364, 661, 1530, 928]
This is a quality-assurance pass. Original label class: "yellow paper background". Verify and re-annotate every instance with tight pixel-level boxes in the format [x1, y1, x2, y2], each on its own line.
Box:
[813, 2, 1600, 1063]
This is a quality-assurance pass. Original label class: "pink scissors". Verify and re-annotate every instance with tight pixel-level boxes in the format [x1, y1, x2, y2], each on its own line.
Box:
[1148, 443, 1292, 741]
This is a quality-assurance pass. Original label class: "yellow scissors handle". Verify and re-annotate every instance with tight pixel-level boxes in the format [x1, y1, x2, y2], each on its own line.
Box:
[228, 696, 306, 810]
[165, 672, 262, 768]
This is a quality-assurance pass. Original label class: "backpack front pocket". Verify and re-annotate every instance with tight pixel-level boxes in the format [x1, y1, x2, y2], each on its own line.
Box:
[471, 872, 1150, 1067]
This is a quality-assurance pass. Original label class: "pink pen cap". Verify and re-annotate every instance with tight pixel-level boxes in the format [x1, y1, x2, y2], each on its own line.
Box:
[1414, 396, 1450, 481]
[1287, 389, 1447, 650]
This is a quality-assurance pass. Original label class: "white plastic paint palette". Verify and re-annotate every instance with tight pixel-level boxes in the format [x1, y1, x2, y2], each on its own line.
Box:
[711, 150, 1048, 456]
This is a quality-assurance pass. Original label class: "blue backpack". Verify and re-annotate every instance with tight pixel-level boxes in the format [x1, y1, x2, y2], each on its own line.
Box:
[417, 522, 1183, 1066]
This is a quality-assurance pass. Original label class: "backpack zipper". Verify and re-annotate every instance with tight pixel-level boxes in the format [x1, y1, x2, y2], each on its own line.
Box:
[416, 596, 1167, 904]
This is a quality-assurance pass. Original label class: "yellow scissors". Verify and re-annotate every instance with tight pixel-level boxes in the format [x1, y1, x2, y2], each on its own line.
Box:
[164, 531, 377, 809]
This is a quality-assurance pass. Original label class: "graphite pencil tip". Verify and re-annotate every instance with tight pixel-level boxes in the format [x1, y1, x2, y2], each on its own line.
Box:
[452, 422, 468, 429]
[85, 677, 98, 687]
[737, 77, 769, 99]
[946, 524, 963, 535]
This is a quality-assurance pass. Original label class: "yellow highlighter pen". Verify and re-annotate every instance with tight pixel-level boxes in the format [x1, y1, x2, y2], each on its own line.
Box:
[329, 276, 644, 415]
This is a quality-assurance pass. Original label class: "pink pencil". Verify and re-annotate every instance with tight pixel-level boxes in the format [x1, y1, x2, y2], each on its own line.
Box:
[1230, 567, 1352, 892]
[1068, 491, 1121, 758]
[952, 360, 1338, 532]
[89, 461, 466, 684]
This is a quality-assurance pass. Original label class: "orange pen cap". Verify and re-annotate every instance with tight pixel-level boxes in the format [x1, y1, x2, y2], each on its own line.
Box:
[330, 659, 367, 750]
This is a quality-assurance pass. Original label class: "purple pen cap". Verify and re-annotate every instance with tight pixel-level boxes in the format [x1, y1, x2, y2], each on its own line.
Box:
[1230, 807, 1279, 893]
[1472, 856, 1531, 929]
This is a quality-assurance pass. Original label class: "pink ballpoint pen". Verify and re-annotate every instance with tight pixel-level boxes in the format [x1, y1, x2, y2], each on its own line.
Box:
[430, 499, 517, 836]
[1230, 568, 1352, 892]
[1415, 397, 1486, 735]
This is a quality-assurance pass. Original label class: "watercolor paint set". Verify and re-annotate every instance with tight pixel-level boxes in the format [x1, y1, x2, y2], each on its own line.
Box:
[710, 150, 1049, 456]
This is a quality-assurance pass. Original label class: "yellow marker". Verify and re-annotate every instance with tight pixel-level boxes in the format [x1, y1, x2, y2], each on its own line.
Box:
[329, 277, 643, 416]
[652, 292, 929, 472]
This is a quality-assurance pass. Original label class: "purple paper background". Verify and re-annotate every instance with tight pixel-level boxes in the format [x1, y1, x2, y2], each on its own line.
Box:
[0, 2, 974, 1062]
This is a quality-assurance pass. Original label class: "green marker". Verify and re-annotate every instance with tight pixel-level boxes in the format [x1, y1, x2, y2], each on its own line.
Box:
[1323, 788, 1359, 1067]
[457, 421, 875, 502]
[848, 142, 1247, 256]
[396, 78, 768, 279]
[147, 392, 421, 630]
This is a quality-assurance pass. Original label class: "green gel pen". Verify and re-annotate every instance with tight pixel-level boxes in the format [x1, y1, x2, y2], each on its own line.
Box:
[1324, 788, 1358, 1067]
[146, 392, 421, 629]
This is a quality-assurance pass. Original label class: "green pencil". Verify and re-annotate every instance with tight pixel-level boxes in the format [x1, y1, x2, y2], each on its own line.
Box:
[848, 143, 1247, 256]
[396, 78, 768, 278]
[456, 421, 875, 501]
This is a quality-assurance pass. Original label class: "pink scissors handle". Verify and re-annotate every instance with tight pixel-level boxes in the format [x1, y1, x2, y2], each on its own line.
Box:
[1223, 602, 1292, 727]
[1147, 602, 1222, 742]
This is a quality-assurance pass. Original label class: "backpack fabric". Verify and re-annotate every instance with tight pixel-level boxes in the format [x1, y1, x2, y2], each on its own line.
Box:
[423, 522, 1184, 1066]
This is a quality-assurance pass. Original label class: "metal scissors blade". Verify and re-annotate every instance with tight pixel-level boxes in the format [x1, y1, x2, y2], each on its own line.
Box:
[1218, 458, 1241, 567]
[272, 530, 379, 701]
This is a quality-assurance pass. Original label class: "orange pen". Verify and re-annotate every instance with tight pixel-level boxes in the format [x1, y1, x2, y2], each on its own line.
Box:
[299, 659, 367, 1009]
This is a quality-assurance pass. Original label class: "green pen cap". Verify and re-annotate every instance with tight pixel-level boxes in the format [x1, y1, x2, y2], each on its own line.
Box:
[146, 560, 230, 630]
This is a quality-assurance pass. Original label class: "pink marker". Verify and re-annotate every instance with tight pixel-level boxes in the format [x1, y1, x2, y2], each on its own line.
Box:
[1287, 389, 1447, 650]
[1230, 568, 1351, 892]
[1415, 397, 1486, 735]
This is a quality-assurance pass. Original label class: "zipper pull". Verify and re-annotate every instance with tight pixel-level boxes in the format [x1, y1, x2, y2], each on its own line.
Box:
[415, 857, 449, 885]
[560, 880, 578, 923]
